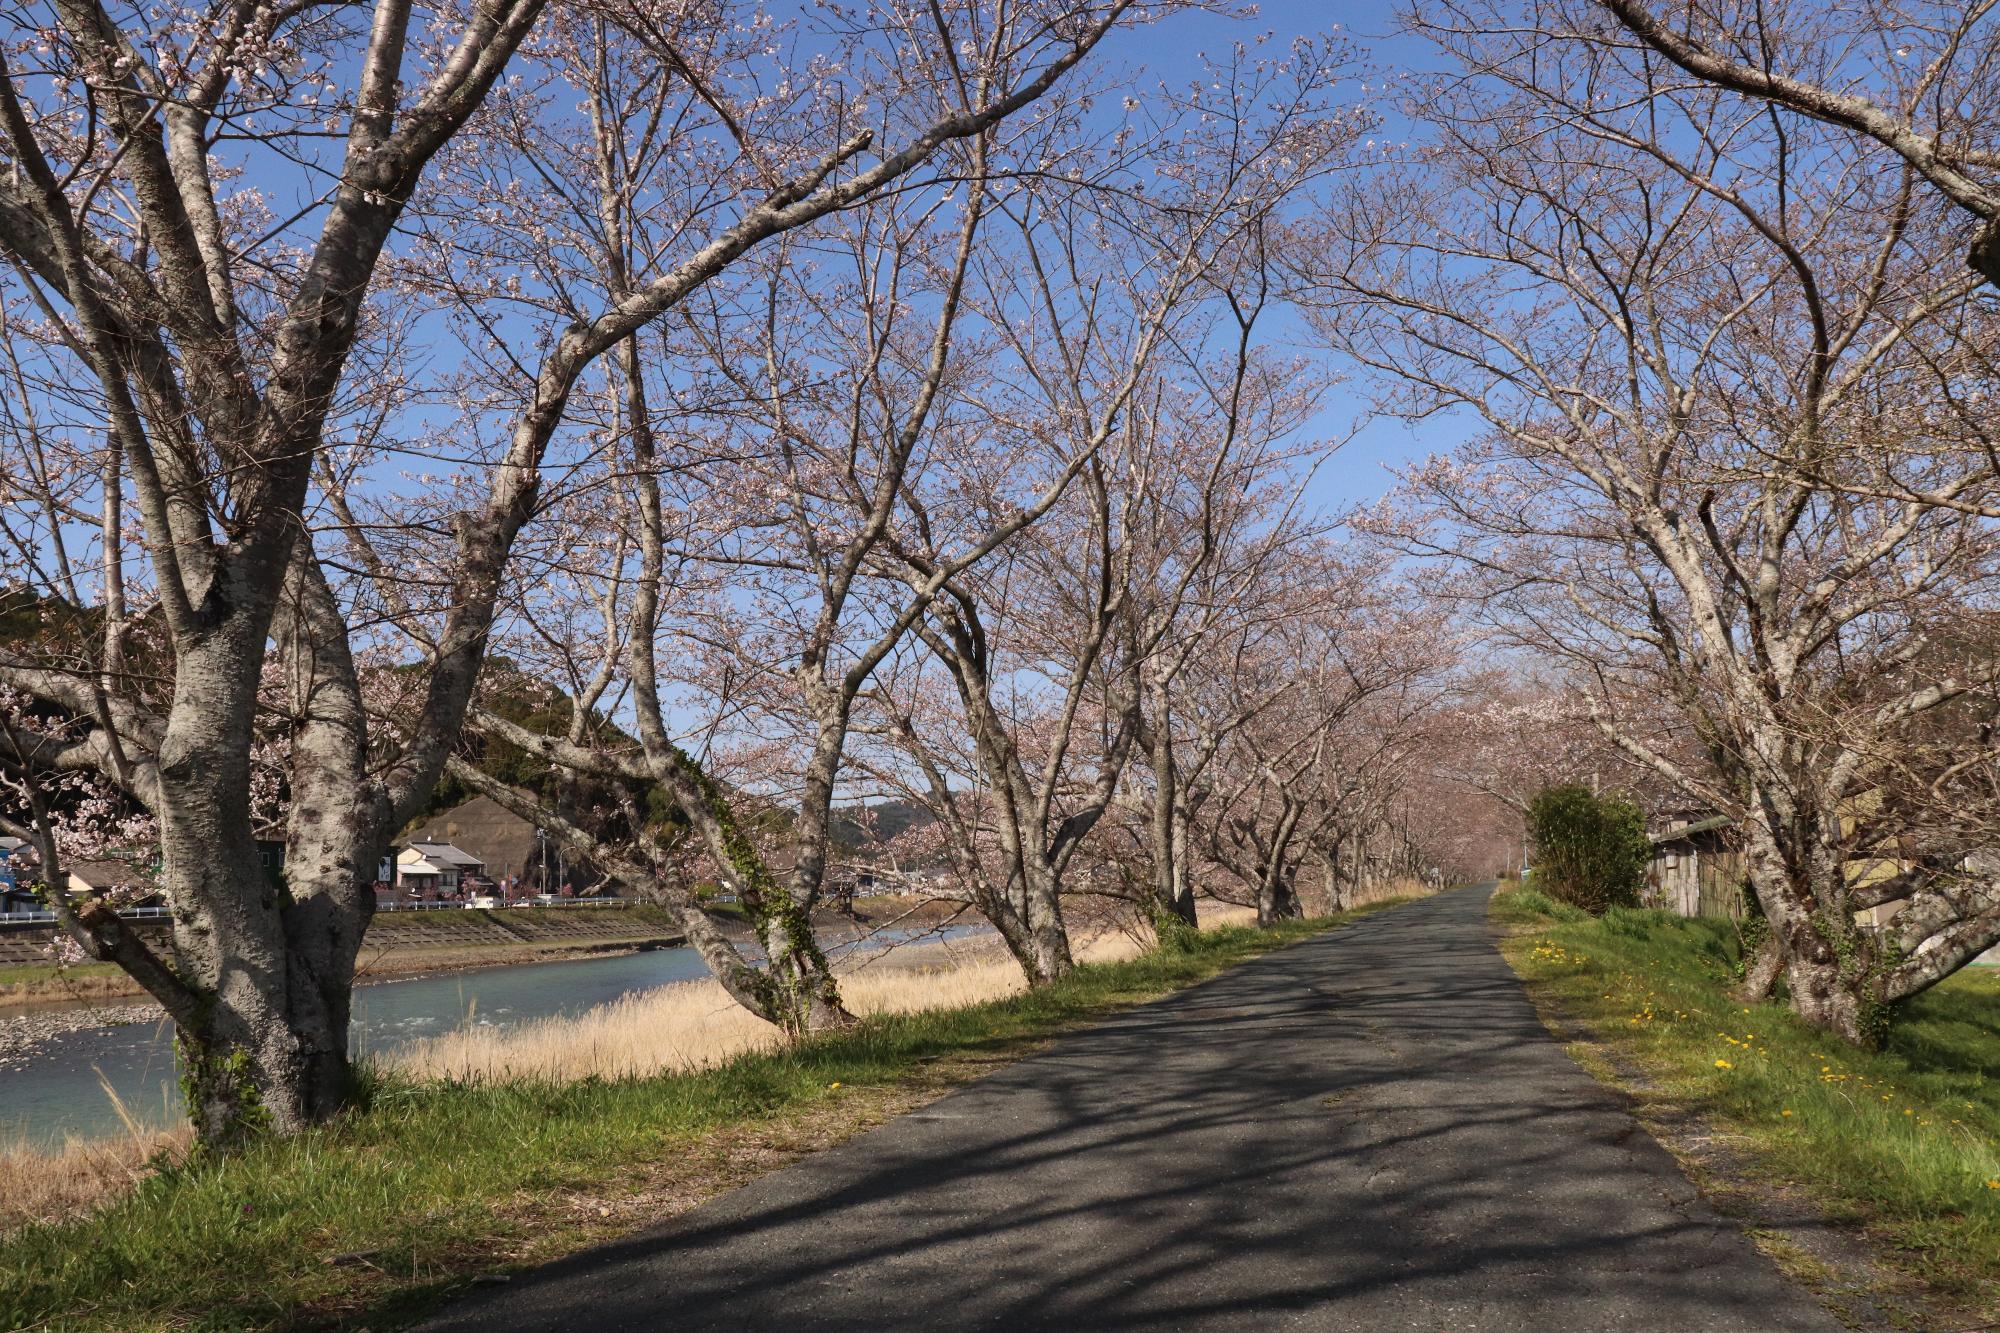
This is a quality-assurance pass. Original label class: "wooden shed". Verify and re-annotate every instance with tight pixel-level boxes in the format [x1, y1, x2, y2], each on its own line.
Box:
[1646, 815, 1748, 919]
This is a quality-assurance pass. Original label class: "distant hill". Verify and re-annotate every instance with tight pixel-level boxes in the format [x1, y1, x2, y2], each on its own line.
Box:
[828, 799, 935, 852]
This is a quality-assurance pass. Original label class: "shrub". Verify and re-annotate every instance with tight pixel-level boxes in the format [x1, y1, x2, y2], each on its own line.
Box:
[1505, 886, 1590, 924]
[1526, 783, 1650, 915]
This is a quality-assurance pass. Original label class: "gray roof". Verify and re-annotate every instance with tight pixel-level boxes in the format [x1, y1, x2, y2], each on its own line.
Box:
[1649, 814, 1734, 846]
[405, 841, 484, 868]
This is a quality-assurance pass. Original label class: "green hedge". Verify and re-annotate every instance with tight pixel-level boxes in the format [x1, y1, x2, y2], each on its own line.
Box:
[1526, 783, 1649, 915]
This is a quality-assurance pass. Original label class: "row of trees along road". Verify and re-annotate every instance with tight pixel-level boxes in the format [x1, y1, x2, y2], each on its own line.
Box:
[0, 1, 1478, 1152]
[1306, 0, 2000, 1045]
[0, 0, 1199, 1148]
[5, 0, 1998, 1151]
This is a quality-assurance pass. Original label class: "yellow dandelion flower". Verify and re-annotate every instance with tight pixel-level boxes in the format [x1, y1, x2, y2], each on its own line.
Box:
[1781, 1109, 1794, 1117]
[1714, 1059, 1733, 1069]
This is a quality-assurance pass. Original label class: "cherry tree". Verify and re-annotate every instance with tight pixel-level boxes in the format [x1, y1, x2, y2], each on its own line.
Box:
[1582, 0, 2000, 289]
[472, 36, 1358, 996]
[867, 321, 1343, 974]
[1118, 401, 1338, 936]
[449, 85, 1095, 1028]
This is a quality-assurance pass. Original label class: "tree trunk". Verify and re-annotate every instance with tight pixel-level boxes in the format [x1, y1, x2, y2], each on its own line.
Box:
[152, 871, 366, 1147]
[1744, 834, 1889, 1046]
[1256, 872, 1301, 927]
[1021, 859, 1076, 984]
[174, 949, 350, 1146]
[1734, 929, 1783, 1003]
[1166, 802, 1198, 925]
[789, 708, 848, 915]
[645, 745, 855, 1034]
[1254, 807, 1303, 927]
[1972, 219, 2000, 291]
[957, 848, 1077, 988]
[146, 610, 346, 1144]
[443, 755, 849, 1034]
[986, 888, 1074, 986]
[764, 913, 856, 1035]
[1318, 846, 1346, 913]
[1781, 949, 1882, 1046]
[1145, 691, 1191, 943]
[769, 713, 863, 1032]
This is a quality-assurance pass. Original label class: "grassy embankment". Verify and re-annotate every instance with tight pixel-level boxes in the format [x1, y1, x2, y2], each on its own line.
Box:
[1493, 885, 2000, 1313]
[0, 956, 127, 996]
[0, 899, 1410, 1333]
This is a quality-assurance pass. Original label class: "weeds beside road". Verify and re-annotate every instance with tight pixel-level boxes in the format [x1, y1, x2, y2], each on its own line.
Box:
[1493, 885, 2000, 1325]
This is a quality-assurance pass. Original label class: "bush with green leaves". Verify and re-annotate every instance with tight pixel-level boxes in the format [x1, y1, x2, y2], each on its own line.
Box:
[1526, 784, 1651, 915]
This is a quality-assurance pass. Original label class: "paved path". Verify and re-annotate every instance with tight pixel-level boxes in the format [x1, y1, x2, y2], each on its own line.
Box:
[423, 886, 1837, 1331]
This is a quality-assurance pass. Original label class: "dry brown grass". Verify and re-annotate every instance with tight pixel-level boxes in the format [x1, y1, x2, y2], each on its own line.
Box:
[1346, 877, 1433, 907]
[0, 1131, 189, 1233]
[0, 1079, 190, 1234]
[0, 970, 147, 1008]
[385, 921, 1173, 1085]
[388, 905, 1268, 1086]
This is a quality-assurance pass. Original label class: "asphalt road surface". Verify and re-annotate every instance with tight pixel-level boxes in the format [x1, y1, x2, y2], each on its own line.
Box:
[422, 884, 1838, 1331]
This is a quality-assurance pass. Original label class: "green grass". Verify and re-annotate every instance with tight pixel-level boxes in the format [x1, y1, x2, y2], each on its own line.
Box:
[0, 961, 123, 986]
[1493, 888, 2000, 1306]
[0, 908, 1386, 1332]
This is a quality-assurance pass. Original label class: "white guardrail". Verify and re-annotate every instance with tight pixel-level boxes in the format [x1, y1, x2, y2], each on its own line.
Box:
[0, 904, 176, 924]
[0, 898, 634, 923]
[374, 897, 629, 912]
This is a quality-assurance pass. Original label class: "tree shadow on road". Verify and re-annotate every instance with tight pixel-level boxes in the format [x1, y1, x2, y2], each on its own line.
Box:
[409, 889, 1836, 1332]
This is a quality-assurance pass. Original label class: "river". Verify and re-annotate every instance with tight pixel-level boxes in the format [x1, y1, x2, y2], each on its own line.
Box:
[0, 924, 983, 1146]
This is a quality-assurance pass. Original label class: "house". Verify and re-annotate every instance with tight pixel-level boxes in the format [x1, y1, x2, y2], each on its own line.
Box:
[64, 856, 163, 905]
[404, 795, 609, 894]
[0, 842, 162, 911]
[852, 864, 946, 897]
[410, 796, 546, 884]
[255, 838, 286, 886]
[394, 841, 485, 896]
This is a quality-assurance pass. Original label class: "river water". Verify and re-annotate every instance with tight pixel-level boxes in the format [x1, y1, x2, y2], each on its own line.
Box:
[0, 925, 982, 1146]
